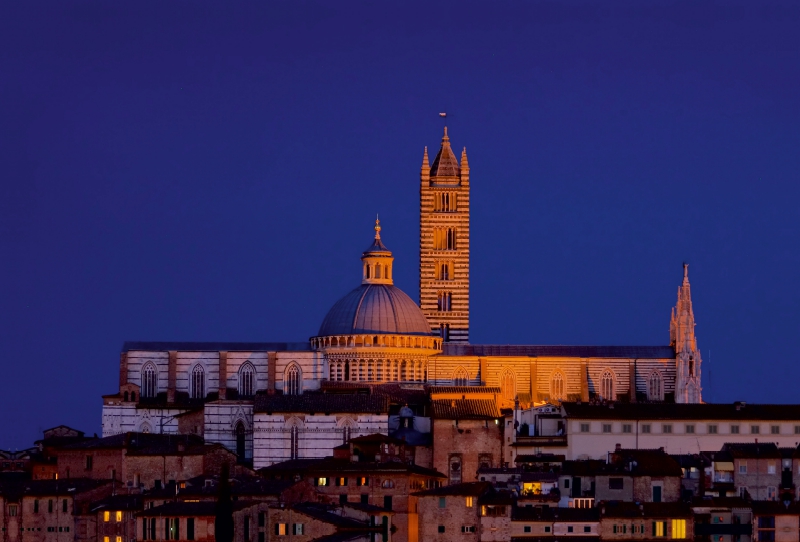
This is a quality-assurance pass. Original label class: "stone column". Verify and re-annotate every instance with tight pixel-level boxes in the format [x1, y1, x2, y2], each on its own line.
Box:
[267, 352, 277, 394]
[580, 360, 589, 402]
[218, 351, 228, 400]
[119, 351, 129, 390]
[167, 351, 177, 403]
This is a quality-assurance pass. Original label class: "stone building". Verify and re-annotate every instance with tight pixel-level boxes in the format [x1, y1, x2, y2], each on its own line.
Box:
[100, 127, 706, 468]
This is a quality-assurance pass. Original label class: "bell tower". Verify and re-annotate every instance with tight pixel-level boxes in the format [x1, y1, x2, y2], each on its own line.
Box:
[420, 127, 470, 343]
[671, 264, 702, 403]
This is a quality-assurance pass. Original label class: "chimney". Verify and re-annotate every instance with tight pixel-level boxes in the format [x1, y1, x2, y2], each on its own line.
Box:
[615, 443, 622, 452]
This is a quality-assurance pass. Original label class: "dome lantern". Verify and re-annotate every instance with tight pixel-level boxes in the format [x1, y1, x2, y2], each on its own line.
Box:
[361, 217, 394, 285]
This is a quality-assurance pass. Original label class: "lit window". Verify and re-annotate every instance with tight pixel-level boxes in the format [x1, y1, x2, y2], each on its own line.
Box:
[116, 511, 122, 522]
[768, 463, 776, 474]
[654, 520, 666, 537]
[316, 478, 328, 486]
[104, 511, 110, 522]
[465, 497, 473, 507]
[275, 523, 287, 536]
[293, 523, 304, 535]
[671, 519, 686, 538]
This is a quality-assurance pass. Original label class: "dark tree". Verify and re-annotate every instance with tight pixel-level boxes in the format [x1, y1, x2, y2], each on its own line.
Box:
[215, 462, 234, 542]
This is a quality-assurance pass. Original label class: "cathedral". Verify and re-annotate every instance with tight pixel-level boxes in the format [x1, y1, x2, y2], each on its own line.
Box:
[101, 128, 703, 468]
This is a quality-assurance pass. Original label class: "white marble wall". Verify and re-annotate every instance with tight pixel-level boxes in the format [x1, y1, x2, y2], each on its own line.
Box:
[102, 404, 184, 436]
[204, 402, 254, 459]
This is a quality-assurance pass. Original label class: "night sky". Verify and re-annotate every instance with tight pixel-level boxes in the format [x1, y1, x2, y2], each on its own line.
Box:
[1, 2, 798, 449]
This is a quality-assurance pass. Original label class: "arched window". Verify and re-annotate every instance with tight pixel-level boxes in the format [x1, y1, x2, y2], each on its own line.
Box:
[600, 370, 615, 401]
[453, 367, 469, 387]
[238, 363, 255, 397]
[438, 291, 452, 312]
[500, 369, 516, 402]
[235, 421, 246, 460]
[191, 365, 205, 400]
[551, 372, 565, 400]
[286, 418, 302, 460]
[139, 422, 151, 434]
[648, 371, 663, 401]
[285, 364, 301, 395]
[141, 363, 158, 398]
[123, 392, 129, 402]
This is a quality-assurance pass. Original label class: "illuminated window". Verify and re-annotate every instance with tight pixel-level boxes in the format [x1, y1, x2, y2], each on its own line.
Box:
[141, 363, 158, 398]
[465, 496, 474, 507]
[654, 520, 666, 537]
[104, 511, 110, 522]
[104, 537, 109, 542]
[238, 363, 255, 397]
[316, 477, 328, 486]
[190, 365, 205, 399]
[116, 537, 122, 542]
[358, 477, 369, 486]
[671, 519, 686, 538]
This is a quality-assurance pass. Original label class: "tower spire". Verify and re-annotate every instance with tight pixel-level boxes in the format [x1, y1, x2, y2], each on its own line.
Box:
[374, 215, 381, 240]
[671, 263, 702, 403]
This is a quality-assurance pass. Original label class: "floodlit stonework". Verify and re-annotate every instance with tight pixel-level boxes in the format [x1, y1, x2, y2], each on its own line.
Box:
[100, 128, 703, 466]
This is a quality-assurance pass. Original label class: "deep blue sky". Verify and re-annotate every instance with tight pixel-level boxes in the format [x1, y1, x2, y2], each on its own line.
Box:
[1, 1, 798, 448]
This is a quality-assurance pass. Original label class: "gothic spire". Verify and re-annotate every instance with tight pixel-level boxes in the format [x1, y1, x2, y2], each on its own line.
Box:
[429, 126, 460, 178]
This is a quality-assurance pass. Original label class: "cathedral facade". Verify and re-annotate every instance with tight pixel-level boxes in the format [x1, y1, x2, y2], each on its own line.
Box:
[101, 128, 702, 467]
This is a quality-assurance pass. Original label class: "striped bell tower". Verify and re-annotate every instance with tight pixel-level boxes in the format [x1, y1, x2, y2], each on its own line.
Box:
[420, 127, 470, 343]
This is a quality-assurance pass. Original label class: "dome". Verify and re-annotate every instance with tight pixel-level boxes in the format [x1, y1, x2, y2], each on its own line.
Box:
[318, 283, 432, 337]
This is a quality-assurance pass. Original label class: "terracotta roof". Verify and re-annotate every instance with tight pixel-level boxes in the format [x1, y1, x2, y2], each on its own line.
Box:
[723, 442, 782, 459]
[562, 402, 800, 421]
[600, 501, 692, 519]
[442, 344, 674, 358]
[293, 503, 375, 529]
[513, 506, 600, 522]
[254, 393, 389, 414]
[428, 386, 501, 395]
[259, 457, 445, 479]
[605, 449, 683, 477]
[413, 481, 492, 497]
[123, 341, 308, 352]
[515, 454, 565, 464]
[138, 500, 254, 517]
[431, 399, 500, 419]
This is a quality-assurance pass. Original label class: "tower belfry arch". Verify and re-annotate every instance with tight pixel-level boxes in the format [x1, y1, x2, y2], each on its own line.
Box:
[420, 127, 470, 343]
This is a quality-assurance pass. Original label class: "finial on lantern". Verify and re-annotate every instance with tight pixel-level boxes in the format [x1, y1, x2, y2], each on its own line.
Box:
[374, 215, 381, 239]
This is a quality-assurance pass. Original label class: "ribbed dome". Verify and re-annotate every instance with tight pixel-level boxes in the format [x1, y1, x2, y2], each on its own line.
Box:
[318, 284, 432, 337]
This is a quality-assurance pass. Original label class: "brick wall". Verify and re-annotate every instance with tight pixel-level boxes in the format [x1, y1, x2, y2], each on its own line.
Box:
[432, 419, 502, 485]
[417, 494, 480, 542]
